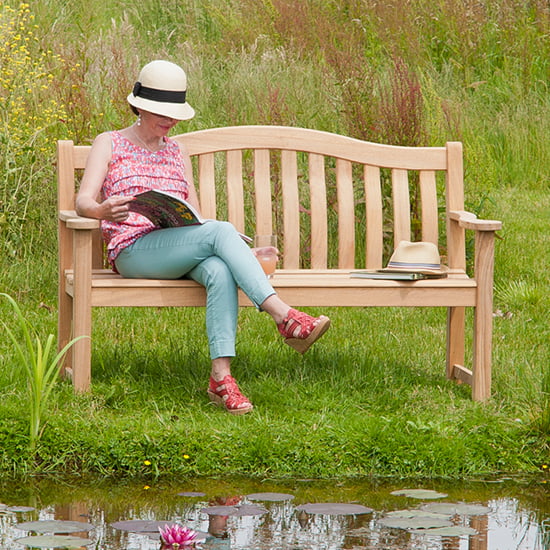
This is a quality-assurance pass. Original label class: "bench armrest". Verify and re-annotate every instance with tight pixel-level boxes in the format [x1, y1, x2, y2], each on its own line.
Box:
[59, 210, 100, 230]
[448, 210, 502, 232]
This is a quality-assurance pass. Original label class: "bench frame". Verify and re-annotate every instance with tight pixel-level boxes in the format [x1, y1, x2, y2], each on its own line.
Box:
[57, 125, 502, 399]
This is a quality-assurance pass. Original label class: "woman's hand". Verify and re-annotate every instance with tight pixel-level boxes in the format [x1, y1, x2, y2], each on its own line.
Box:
[97, 195, 135, 222]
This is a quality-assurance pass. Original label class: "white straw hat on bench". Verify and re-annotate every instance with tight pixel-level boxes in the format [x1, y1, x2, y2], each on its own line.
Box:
[381, 240, 448, 275]
[127, 60, 195, 121]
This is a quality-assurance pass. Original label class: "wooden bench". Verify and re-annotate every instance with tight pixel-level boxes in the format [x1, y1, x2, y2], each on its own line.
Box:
[57, 125, 502, 400]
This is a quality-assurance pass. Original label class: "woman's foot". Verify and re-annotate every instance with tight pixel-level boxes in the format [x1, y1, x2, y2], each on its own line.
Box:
[277, 308, 331, 354]
[208, 375, 253, 415]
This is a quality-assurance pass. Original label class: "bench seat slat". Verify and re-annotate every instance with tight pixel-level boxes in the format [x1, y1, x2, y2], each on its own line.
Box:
[64, 270, 476, 308]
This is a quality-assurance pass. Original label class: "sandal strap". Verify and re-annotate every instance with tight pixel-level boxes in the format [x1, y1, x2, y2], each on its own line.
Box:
[278, 308, 317, 339]
[209, 375, 252, 411]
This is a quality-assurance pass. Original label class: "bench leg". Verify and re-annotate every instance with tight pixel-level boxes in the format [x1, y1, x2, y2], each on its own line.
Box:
[72, 230, 93, 392]
[58, 281, 73, 380]
[472, 231, 496, 402]
[446, 306, 466, 381]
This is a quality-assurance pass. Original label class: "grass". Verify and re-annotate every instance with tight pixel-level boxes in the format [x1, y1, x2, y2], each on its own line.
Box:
[0, 0, 549, 479]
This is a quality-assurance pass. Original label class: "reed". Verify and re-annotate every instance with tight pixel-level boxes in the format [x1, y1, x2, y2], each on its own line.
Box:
[1, 293, 85, 452]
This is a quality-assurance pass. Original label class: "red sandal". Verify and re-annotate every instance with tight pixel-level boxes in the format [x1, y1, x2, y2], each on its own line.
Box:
[208, 375, 253, 415]
[277, 308, 331, 354]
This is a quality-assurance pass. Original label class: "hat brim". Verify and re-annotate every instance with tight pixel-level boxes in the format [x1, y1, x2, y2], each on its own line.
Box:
[379, 265, 448, 276]
[127, 93, 195, 121]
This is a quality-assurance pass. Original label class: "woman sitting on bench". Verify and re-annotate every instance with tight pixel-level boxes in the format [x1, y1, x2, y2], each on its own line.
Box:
[75, 60, 330, 415]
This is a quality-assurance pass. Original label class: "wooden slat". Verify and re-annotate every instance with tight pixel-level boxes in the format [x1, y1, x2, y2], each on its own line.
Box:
[445, 141, 466, 270]
[226, 150, 245, 232]
[254, 149, 273, 235]
[365, 165, 383, 269]
[78, 270, 476, 308]
[309, 153, 328, 269]
[453, 364, 473, 385]
[281, 150, 300, 269]
[419, 170, 439, 245]
[198, 153, 217, 219]
[72, 145, 90, 169]
[392, 168, 411, 246]
[72, 229, 93, 392]
[57, 141, 76, 210]
[336, 159, 355, 268]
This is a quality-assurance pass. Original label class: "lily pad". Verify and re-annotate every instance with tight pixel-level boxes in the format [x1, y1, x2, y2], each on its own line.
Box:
[378, 515, 452, 530]
[385, 509, 452, 520]
[421, 502, 491, 516]
[233, 504, 268, 517]
[246, 492, 295, 502]
[295, 503, 373, 516]
[8, 506, 36, 513]
[200, 505, 238, 516]
[15, 535, 92, 548]
[16, 520, 94, 534]
[411, 525, 478, 537]
[201, 504, 267, 517]
[390, 489, 448, 500]
[177, 491, 206, 497]
[110, 520, 174, 533]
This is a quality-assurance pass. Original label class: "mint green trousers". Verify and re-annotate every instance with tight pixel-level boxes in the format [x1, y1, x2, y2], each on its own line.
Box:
[115, 221, 275, 359]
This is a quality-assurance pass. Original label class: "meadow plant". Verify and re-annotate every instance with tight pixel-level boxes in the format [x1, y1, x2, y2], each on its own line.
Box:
[1, 293, 85, 451]
[0, 2, 69, 257]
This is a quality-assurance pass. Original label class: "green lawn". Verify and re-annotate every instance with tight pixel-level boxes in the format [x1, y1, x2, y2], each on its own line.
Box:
[0, 187, 547, 479]
[0, 0, 548, 479]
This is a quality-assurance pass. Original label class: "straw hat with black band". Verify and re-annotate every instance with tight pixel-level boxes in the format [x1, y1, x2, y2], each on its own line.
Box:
[381, 240, 448, 275]
[127, 60, 195, 121]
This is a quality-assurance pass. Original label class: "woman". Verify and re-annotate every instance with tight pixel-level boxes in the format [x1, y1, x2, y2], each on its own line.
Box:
[76, 60, 330, 415]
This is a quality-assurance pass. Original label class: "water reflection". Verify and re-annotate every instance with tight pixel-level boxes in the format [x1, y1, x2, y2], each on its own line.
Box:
[0, 477, 547, 550]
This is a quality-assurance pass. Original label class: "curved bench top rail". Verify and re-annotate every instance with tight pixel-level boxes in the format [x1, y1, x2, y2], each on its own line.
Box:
[177, 126, 449, 171]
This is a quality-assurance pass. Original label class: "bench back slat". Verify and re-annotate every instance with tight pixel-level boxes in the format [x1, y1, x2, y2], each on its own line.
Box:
[226, 150, 245, 233]
[253, 149, 273, 236]
[364, 164, 383, 269]
[336, 159, 355, 269]
[197, 153, 217, 219]
[420, 170, 439, 245]
[309, 153, 328, 269]
[392, 168, 411, 246]
[281, 150, 300, 268]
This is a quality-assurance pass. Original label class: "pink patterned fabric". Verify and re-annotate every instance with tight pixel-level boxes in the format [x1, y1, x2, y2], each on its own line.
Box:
[101, 131, 190, 268]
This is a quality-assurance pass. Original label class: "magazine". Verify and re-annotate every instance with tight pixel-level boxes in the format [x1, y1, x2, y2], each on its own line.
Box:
[129, 189, 252, 243]
[350, 270, 446, 280]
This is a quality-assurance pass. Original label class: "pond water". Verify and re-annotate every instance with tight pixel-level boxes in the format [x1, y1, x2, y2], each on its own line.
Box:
[0, 476, 547, 550]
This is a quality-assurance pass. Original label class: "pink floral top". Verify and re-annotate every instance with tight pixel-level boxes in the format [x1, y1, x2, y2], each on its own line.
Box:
[101, 131, 190, 268]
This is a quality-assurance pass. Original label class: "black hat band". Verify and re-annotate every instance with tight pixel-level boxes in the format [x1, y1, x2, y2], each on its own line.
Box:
[133, 82, 186, 104]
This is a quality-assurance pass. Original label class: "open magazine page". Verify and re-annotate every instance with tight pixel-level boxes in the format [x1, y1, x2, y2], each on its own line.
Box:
[129, 189, 204, 228]
[129, 189, 252, 242]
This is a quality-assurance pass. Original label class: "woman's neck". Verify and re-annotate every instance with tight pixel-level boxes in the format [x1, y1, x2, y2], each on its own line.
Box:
[129, 124, 165, 152]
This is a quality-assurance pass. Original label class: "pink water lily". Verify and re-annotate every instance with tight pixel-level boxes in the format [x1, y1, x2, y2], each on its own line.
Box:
[159, 523, 199, 548]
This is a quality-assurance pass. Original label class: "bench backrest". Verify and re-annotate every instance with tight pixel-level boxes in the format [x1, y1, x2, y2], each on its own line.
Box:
[57, 126, 466, 271]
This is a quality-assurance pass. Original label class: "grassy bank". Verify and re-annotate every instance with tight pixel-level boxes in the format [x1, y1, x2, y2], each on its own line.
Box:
[0, 0, 548, 478]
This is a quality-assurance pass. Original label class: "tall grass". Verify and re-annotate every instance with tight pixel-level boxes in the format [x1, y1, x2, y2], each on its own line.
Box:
[0, 0, 548, 476]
